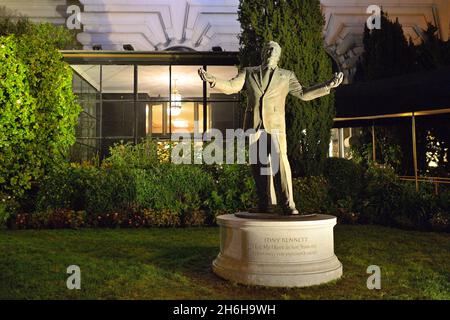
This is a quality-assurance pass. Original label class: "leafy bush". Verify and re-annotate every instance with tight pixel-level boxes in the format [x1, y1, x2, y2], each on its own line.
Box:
[0, 36, 39, 196]
[0, 12, 79, 49]
[36, 165, 96, 211]
[36, 165, 137, 215]
[16, 24, 81, 167]
[0, 23, 81, 198]
[85, 168, 137, 215]
[103, 139, 160, 170]
[323, 157, 364, 201]
[359, 165, 403, 224]
[134, 164, 214, 214]
[358, 165, 449, 231]
[292, 176, 331, 214]
[35, 139, 217, 227]
[18, 135, 450, 232]
[204, 164, 257, 215]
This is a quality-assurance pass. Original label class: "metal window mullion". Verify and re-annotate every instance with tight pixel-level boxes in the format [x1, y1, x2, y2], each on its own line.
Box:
[99, 65, 103, 157]
[134, 64, 138, 144]
[203, 64, 207, 133]
[169, 65, 172, 137]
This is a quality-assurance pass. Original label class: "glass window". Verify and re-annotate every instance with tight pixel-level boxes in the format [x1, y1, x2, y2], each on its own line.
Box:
[150, 103, 165, 134]
[70, 139, 100, 163]
[102, 65, 134, 96]
[76, 109, 100, 138]
[71, 66, 101, 162]
[102, 101, 135, 138]
[207, 66, 240, 101]
[329, 128, 340, 158]
[140, 102, 166, 136]
[171, 66, 203, 99]
[138, 66, 169, 100]
[71, 65, 101, 94]
[209, 101, 240, 134]
[169, 102, 205, 134]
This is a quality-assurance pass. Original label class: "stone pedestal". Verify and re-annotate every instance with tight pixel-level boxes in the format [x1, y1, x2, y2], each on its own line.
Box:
[212, 213, 342, 287]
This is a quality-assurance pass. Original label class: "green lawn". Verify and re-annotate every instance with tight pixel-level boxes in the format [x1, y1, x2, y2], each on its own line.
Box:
[0, 225, 449, 299]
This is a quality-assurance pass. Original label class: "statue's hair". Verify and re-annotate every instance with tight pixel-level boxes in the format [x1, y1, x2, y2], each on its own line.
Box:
[263, 41, 282, 55]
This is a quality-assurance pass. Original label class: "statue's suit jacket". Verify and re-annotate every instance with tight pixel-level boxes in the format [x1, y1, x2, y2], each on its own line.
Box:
[213, 66, 330, 146]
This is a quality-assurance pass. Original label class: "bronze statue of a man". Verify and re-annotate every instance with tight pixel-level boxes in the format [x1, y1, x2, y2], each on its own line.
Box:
[199, 41, 343, 215]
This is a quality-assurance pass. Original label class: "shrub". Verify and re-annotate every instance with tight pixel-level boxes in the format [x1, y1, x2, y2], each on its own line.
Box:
[0, 193, 20, 229]
[133, 164, 214, 214]
[0, 36, 39, 197]
[0, 23, 81, 198]
[359, 165, 403, 224]
[292, 176, 331, 214]
[323, 157, 364, 201]
[393, 183, 436, 230]
[104, 139, 159, 170]
[358, 165, 449, 231]
[84, 168, 137, 215]
[36, 165, 137, 216]
[36, 141, 217, 226]
[16, 25, 81, 167]
[428, 210, 450, 232]
[36, 165, 98, 211]
[205, 163, 257, 215]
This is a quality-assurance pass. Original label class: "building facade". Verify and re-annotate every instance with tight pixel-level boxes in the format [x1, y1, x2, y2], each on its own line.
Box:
[4, 0, 449, 79]
[2, 0, 449, 159]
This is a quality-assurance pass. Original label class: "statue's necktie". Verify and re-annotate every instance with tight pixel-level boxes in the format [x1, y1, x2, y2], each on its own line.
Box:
[261, 67, 272, 92]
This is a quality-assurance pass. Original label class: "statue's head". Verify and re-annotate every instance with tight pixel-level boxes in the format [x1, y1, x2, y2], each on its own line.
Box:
[261, 41, 282, 69]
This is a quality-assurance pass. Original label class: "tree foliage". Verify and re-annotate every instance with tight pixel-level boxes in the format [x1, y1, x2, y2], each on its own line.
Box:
[354, 12, 450, 176]
[0, 18, 81, 197]
[0, 6, 79, 49]
[0, 37, 38, 195]
[238, 0, 335, 176]
[355, 11, 415, 81]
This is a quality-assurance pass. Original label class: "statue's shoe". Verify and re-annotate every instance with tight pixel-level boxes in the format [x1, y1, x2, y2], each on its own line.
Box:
[282, 208, 300, 215]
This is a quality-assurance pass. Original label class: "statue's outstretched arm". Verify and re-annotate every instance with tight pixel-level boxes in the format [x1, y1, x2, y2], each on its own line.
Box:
[198, 68, 246, 95]
[289, 72, 343, 101]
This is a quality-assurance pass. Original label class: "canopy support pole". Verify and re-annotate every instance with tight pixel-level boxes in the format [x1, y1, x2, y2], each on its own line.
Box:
[371, 124, 376, 163]
[411, 112, 419, 191]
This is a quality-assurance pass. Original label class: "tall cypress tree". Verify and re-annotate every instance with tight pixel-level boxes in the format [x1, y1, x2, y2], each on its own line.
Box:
[354, 11, 415, 81]
[238, 0, 334, 177]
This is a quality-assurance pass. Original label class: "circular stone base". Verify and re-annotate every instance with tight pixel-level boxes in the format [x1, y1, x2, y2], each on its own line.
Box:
[212, 213, 343, 288]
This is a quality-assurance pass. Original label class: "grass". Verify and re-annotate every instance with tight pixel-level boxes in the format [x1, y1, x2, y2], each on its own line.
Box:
[0, 225, 449, 299]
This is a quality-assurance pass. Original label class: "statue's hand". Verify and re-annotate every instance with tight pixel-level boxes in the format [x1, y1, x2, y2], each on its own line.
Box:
[198, 67, 216, 84]
[326, 72, 344, 89]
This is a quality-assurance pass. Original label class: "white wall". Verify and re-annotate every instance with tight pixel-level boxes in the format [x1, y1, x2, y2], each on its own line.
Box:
[2, 0, 449, 77]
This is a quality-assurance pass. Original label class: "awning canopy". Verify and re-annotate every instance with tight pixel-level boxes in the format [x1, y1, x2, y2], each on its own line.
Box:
[334, 66, 450, 127]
